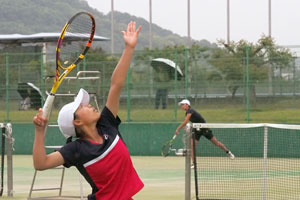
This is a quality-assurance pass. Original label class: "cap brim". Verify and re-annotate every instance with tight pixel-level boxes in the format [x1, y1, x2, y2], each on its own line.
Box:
[57, 88, 90, 138]
[74, 88, 90, 108]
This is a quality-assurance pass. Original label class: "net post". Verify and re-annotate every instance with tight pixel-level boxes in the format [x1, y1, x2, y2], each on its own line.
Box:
[6, 123, 13, 197]
[0, 123, 13, 198]
[185, 123, 191, 200]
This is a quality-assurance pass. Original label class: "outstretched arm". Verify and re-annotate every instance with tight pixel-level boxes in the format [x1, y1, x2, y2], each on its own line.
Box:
[175, 113, 191, 135]
[106, 21, 141, 117]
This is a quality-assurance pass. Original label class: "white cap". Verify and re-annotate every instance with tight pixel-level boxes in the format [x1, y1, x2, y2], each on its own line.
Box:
[178, 99, 190, 106]
[57, 88, 90, 138]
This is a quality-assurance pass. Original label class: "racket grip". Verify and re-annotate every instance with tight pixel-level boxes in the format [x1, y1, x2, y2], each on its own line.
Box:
[42, 94, 55, 119]
[172, 135, 177, 140]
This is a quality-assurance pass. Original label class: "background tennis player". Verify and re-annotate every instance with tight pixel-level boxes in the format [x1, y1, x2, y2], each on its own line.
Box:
[176, 99, 235, 168]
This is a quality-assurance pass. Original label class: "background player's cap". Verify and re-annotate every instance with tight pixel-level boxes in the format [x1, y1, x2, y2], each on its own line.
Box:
[57, 88, 90, 139]
[178, 99, 190, 106]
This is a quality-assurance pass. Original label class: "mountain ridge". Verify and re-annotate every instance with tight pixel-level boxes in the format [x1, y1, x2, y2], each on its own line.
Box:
[0, 0, 215, 52]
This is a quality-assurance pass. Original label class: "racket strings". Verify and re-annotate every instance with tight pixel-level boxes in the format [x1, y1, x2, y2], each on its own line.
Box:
[58, 63, 75, 71]
[54, 64, 76, 85]
[161, 140, 173, 156]
[59, 13, 94, 68]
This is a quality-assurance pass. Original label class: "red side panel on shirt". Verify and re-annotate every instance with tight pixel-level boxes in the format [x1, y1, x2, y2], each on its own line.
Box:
[84, 136, 144, 200]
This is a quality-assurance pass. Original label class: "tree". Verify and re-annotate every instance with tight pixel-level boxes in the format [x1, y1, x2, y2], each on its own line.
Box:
[208, 36, 293, 103]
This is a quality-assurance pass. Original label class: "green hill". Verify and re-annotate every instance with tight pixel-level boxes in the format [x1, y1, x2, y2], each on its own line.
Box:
[0, 0, 215, 52]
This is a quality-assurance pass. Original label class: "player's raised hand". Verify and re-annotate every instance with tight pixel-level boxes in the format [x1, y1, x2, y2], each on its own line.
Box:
[33, 108, 48, 132]
[122, 21, 141, 49]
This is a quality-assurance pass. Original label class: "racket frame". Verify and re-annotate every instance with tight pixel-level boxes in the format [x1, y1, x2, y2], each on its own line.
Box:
[161, 134, 177, 157]
[42, 12, 96, 119]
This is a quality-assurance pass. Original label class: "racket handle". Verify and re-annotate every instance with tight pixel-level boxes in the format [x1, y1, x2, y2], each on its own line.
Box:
[42, 94, 55, 119]
[172, 134, 177, 140]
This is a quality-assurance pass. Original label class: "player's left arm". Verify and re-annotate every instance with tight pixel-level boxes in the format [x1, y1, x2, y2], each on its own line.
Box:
[33, 109, 64, 170]
[106, 21, 141, 117]
[175, 113, 192, 135]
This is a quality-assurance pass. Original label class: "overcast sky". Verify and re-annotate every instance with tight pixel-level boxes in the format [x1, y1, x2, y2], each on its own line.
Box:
[86, 0, 300, 48]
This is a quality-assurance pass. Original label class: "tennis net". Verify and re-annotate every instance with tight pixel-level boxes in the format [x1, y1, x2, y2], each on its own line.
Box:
[189, 123, 300, 200]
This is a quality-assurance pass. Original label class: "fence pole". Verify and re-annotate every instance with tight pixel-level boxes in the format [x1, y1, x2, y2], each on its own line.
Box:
[76, 52, 81, 91]
[40, 51, 45, 106]
[5, 53, 10, 122]
[245, 46, 250, 122]
[293, 56, 296, 98]
[184, 48, 189, 98]
[83, 56, 87, 88]
[174, 50, 179, 121]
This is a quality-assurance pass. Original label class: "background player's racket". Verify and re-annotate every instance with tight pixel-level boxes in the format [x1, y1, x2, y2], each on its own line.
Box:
[42, 12, 96, 119]
[161, 134, 177, 157]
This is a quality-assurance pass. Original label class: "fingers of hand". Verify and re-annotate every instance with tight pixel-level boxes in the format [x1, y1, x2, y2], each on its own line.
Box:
[34, 118, 42, 127]
[122, 21, 141, 47]
[132, 21, 136, 32]
[126, 21, 139, 34]
[136, 25, 141, 35]
[33, 113, 47, 127]
[127, 21, 131, 33]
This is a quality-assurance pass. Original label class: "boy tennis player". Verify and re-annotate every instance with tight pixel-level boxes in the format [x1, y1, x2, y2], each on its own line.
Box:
[176, 99, 235, 168]
[33, 21, 143, 200]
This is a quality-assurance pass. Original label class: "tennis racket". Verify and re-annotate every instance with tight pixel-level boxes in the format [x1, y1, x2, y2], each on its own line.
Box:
[161, 134, 177, 157]
[42, 12, 96, 119]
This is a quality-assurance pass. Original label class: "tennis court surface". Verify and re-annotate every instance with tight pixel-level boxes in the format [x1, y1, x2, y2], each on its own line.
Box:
[1, 156, 187, 200]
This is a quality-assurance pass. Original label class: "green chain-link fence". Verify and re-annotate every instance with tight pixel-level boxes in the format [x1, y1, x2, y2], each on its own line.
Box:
[1, 47, 300, 123]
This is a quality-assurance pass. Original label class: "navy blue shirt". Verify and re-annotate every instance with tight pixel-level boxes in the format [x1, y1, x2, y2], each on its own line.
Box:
[186, 107, 206, 123]
[58, 106, 143, 199]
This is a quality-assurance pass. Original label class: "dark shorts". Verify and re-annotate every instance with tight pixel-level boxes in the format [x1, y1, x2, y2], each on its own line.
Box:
[193, 128, 214, 141]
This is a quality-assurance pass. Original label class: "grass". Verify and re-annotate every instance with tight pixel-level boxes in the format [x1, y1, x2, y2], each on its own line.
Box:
[2, 106, 300, 124]
[1, 97, 300, 123]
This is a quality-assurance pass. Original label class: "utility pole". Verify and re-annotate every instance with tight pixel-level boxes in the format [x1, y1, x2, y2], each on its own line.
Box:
[268, 0, 272, 37]
[187, 0, 191, 46]
[149, 0, 152, 49]
[227, 0, 230, 44]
